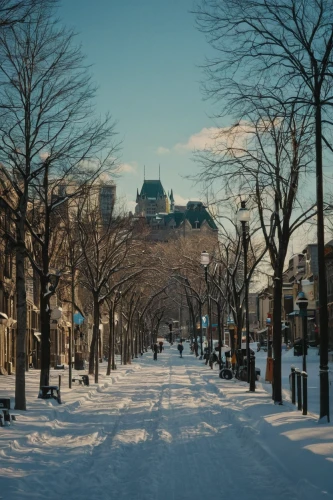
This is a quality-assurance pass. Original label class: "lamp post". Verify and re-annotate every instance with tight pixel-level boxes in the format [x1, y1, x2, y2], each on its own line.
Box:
[168, 322, 173, 344]
[237, 201, 253, 390]
[200, 251, 212, 352]
[296, 291, 308, 373]
[199, 304, 204, 359]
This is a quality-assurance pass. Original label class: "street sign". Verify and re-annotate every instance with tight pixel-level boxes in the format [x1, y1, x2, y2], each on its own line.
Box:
[74, 313, 84, 325]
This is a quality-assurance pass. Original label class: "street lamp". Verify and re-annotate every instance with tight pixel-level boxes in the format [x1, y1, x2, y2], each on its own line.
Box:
[200, 251, 212, 352]
[237, 201, 254, 391]
[61, 268, 75, 388]
[296, 291, 308, 373]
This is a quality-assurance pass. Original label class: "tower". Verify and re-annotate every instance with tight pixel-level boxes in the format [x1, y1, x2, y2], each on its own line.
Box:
[169, 189, 175, 212]
[135, 178, 169, 217]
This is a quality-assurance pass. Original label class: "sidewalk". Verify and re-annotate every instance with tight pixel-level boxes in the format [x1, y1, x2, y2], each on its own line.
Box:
[0, 343, 332, 500]
[255, 346, 333, 419]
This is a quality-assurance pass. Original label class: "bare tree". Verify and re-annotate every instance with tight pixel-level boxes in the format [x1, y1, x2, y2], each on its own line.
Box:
[0, 3, 117, 409]
[0, 0, 47, 28]
[77, 199, 145, 382]
[195, 0, 333, 416]
[156, 235, 218, 355]
[195, 101, 316, 402]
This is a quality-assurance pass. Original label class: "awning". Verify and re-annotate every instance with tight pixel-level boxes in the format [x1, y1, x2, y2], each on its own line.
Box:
[289, 310, 316, 317]
[34, 332, 41, 342]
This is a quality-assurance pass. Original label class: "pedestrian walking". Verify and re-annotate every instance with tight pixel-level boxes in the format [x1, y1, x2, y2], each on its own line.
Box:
[204, 346, 210, 365]
[159, 341, 163, 353]
[178, 341, 184, 358]
[153, 343, 158, 360]
[193, 341, 199, 357]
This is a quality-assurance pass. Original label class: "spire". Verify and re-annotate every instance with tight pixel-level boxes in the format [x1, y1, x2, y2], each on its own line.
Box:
[136, 188, 139, 203]
[170, 189, 175, 212]
[159, 164, 160, 180]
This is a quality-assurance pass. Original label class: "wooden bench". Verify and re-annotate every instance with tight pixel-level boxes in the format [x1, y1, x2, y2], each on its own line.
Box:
[0, 397, 10, 410]
[0, 411, 9, 426]
[72, 374, 89, 386]
[0, 409, 19, 426]
[39, 385, 62, 404]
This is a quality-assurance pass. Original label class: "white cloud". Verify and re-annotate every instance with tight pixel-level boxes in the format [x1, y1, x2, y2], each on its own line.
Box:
[156, 146, 170, 155]
[98, 172, 115, 183]
[174, 127, 221, 152]
[118, 162, 138, 174]
[158, 123, 255, 156]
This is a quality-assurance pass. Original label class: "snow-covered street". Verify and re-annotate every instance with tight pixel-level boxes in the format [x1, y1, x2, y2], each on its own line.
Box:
[1, 342, 333, 500]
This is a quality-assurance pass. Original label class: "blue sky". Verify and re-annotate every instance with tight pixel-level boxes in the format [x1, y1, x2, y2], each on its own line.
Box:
[59, 0, 219, 211]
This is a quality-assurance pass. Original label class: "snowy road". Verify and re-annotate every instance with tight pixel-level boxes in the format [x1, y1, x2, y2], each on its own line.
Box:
[0, 342, 332, 500]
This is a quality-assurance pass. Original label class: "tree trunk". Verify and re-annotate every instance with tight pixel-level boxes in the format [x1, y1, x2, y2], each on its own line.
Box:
[139, 316, 143, 354]
[127, 324, 131, 362]
[130, 320, 134, 360]
[236, 308, 243, 350]
[199, 301, 203, 356]
[106, 302, 113, 375]
[189, 305, 196, 342]
[134, 324, 138, 357]
[272, 268, 283, 404]
[112, 308, 116, 370]
[218, 303, 222, 369]
[88, 326, 95, 375]
[39, 275, 51, 389]
[14, 232, 27, 410]
[123, 327, 127, 365]
[89, 293, 99, 376]
[94, 296, 100, 383]
[315, 98, 330, 421]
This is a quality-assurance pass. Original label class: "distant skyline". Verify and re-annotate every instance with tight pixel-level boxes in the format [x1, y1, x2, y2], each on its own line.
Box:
[59, 0, 219, 212]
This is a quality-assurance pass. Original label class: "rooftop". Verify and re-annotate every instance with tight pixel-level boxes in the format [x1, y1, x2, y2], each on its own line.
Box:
[139, 180, 166, 199]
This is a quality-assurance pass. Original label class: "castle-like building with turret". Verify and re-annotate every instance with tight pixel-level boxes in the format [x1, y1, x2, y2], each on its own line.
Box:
[134, 178, 218, 242]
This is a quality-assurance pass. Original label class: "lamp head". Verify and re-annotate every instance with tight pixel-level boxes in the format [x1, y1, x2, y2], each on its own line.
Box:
[237, 200, 250, 223]
[296, 291, 308, 309]
[200, 251, 210, 266]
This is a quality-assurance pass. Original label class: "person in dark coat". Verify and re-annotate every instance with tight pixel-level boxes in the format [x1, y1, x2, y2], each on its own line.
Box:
[159, 341, 163, 353]
[178, 341, 184, 358]
[153, 343, 158, 360]
[193, 341, 199, 357]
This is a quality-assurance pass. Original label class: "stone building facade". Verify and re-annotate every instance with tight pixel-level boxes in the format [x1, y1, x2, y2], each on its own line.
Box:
[134, 179, 218, 241]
